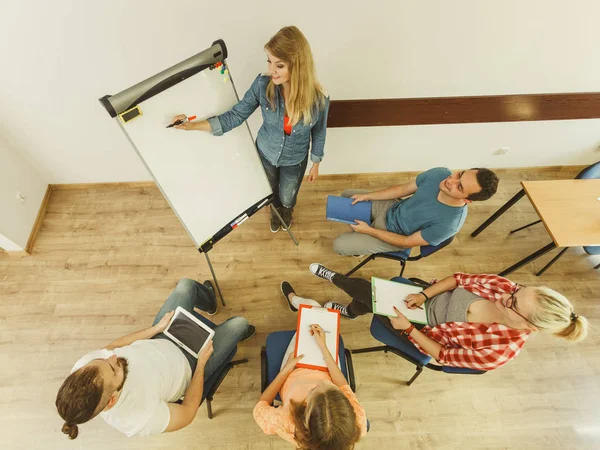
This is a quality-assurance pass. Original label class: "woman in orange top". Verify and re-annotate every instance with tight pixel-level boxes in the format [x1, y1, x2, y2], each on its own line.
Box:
[253, 324, 367, 449]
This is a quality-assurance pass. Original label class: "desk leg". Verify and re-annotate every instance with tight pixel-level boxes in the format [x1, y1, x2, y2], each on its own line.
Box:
[536, 247, 568, 276]
[499, 242, 556, 277]
[471, 189, 525, 238]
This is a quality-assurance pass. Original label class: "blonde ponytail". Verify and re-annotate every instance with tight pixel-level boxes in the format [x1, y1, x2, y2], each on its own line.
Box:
[530, 287, 588, 342]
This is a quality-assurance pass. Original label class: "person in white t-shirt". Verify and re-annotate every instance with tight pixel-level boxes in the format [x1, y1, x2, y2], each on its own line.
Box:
[55, 278, 255, 439]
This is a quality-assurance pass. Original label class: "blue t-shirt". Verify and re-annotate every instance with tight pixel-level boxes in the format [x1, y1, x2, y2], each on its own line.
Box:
[385, 167, 467, 246]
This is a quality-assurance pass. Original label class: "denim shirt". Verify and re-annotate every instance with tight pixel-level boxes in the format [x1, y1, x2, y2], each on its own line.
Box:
[207, 74, 329, 167]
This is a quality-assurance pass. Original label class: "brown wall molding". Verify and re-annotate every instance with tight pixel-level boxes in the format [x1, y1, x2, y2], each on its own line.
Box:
[50, 181, 156, 190]
[328, 92, 600, 128]
[24, 184, 53, 254]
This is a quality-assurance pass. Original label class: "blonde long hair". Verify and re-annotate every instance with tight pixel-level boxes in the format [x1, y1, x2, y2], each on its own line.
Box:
[290, 389, 361, 450]
[530, 287, 588, 342]
[264, 26, 326, 126]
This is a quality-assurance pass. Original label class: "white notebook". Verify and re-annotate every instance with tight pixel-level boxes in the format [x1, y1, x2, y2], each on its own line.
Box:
[294, 305, 340, 371]
[371, 277, 428, 325]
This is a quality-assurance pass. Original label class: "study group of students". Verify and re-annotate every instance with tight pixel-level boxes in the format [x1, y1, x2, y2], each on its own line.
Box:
[56, 26, 590, 449]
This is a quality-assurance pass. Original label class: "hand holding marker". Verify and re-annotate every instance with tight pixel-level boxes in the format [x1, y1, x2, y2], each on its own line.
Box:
[167, 115, 197, 128]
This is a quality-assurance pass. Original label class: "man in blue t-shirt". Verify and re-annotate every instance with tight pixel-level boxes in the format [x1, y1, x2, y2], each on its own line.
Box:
[333, 167, 499, 256]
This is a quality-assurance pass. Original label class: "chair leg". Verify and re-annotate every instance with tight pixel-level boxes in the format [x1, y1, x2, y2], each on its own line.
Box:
[345, 349, 356, 393]
[206, 398, 213, 419]
[345, 255, 376, 276]
[351, 345, 388, 355]
[407, 365, 424, 386]
[536, 248, 569, 276]
[510, 219, 542, 234]
[399, 260, 407, 277]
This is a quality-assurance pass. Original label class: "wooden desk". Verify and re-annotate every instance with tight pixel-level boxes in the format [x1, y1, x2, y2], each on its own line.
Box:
[471, 179, 600, 276]
[522, 180, 600, 247]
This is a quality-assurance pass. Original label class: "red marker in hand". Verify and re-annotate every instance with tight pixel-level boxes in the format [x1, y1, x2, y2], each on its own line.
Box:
[167, 115, 196, 128]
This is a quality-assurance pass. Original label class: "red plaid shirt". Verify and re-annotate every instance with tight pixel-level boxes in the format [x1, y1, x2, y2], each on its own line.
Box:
[409, 273, 531, 371]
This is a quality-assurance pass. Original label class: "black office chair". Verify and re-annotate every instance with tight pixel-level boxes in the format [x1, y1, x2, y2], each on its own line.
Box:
[351, 277, 485, 386]
[509, 161, 600, 275]
[345, 235, 455, 277]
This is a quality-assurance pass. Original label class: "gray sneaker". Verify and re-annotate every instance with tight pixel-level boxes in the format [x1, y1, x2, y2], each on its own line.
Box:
[270, 206, 280, 233]
[280, 207, 293, 231]
[202, 280, 218, 316]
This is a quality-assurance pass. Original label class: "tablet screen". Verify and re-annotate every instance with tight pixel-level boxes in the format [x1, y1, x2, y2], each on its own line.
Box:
[167, 311, 211, 354]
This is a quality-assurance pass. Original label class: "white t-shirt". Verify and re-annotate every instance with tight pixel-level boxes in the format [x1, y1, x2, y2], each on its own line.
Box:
[72, 339, 192, 437]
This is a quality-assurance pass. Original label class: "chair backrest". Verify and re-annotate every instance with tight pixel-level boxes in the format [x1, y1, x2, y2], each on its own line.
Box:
[420, 235, 455, 258]
[576, 160, 600, 179]
[576, 161, 600, 253]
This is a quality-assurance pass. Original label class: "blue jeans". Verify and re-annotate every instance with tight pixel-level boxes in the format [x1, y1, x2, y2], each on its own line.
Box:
[258, 149, 308, 209]
[152, 278, 249, 376]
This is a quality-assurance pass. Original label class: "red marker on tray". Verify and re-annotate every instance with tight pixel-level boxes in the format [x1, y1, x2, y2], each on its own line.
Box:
[166, 115, 197, 128]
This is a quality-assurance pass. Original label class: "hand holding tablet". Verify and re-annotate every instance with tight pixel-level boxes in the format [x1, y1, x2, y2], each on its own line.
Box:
[163, 307, 215, 359]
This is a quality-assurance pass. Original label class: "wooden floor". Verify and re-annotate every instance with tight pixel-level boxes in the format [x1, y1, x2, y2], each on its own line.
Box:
[1, 166, 599, 450]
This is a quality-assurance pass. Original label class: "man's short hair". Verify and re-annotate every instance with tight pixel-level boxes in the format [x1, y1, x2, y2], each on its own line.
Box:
[468, 168, 499, 201]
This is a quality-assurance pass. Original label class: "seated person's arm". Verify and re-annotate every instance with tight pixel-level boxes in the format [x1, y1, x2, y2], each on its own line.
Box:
[103, 311, 174, 351]
[311, 325, 347, 387]
[355, 180, 418, 202]
[164, 341, 213, 432]
[406, 275, 459, 309]
[259, 353, 303, 405]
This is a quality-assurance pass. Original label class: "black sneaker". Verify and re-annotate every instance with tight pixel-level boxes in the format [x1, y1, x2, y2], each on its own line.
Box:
[309, 263, 337, 282]
[202, 280, 218, 316]
[270, 206, 280, 233]
[240, 325, 256, 342]
[280, 207, 292, 231]
[324, 302, 356, 319]
[281, 281, 298, 312]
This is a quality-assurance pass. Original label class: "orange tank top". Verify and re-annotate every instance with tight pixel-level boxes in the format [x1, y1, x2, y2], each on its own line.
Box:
[284, 115, 292, 135]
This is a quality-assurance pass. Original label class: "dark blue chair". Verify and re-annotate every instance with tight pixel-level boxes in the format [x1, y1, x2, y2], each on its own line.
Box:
[181, 311, 248, 419]
[352, 277, 485, 386]
[261, 331, 370, 431]
[345, 236, 455, 277]
[261, 330, 355, 398]
[509, 161, 600, 275]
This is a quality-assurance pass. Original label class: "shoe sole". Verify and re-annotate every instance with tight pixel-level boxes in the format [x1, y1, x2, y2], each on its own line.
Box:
[280, 282, 298, 312]
[270, 226, 280, 233]
[240, 328, 256, 342]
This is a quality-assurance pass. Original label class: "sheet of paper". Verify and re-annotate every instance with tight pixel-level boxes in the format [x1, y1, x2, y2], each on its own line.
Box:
[295, 306, 339, 369]
[371, 277, 428, 324]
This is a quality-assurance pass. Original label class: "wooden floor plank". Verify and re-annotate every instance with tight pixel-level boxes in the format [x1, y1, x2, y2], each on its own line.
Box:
[1, 165, 599, 450]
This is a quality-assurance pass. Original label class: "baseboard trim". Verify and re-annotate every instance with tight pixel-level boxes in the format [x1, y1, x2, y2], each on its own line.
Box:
[50, 181, 156, 190]
[24, 185, 54, 254]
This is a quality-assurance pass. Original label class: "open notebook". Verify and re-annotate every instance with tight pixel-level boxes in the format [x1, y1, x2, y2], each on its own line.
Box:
[294, 305, 340, 371]
[371, 277, 428, 325]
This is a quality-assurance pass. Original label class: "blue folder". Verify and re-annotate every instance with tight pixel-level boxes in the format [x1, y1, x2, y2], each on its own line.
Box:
[326, 195, 372, 225]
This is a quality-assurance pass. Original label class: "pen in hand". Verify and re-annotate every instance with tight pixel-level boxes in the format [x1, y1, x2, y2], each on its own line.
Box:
[167, 115, 196, 128]
[404, 299, 424, 310]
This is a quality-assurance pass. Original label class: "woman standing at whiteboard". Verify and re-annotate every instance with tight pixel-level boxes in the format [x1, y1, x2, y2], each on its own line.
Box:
[171, 26, 330, 233]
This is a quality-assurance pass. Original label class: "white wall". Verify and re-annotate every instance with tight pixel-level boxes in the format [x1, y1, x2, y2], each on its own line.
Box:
[1, 0, 600, 183]
[0, 138, 49, 250]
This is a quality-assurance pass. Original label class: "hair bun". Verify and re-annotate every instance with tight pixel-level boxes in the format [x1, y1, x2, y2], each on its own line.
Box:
[62, 422, 79, 440]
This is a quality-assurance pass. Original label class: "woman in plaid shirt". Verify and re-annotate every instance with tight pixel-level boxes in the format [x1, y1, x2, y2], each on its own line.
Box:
[306, 266, 588, 371]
